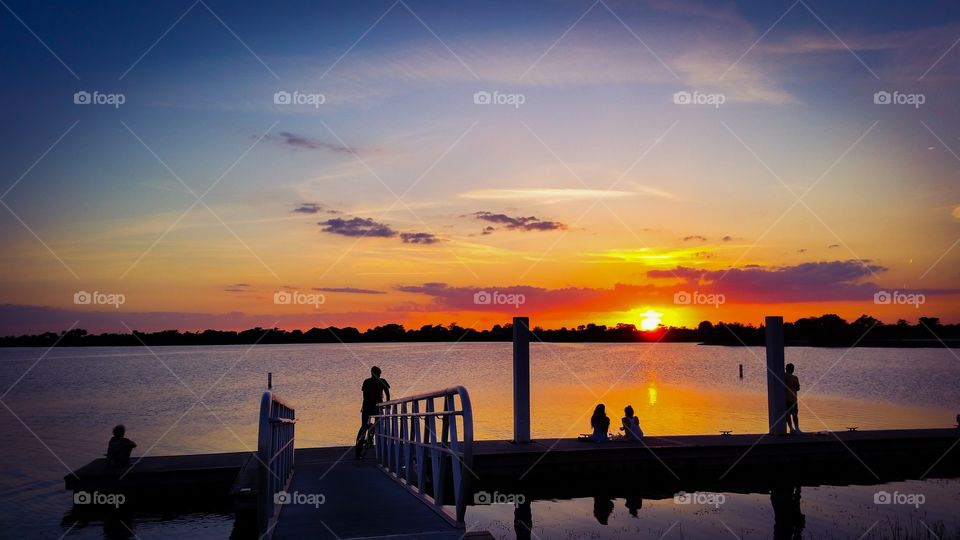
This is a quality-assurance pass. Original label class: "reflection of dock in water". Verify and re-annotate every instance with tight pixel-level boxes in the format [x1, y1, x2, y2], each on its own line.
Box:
[63, 317, 960, 538]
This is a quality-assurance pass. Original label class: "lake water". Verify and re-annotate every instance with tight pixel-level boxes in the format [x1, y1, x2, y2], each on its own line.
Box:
[0, 342, 957, 538]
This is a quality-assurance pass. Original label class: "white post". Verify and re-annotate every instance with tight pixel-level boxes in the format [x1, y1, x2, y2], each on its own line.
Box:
[765, 316, 787, 435]
[513, 316, 531, 443]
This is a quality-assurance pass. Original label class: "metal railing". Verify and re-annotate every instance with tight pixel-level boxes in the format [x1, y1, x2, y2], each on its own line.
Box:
[257, 390, 296, 538]
[374, 386, 474, 527]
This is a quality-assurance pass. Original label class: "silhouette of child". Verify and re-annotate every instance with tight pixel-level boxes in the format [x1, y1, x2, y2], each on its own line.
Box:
[620, 405, 644, 441]
[590, 404, 610, 442]
[106, 424, 137, 468]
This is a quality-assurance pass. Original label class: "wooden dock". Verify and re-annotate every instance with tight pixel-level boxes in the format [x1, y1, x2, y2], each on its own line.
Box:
[65, 428, 959, 538]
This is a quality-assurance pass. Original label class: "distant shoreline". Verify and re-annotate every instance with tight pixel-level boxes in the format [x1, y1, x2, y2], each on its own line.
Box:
[1, 314, 958, 348]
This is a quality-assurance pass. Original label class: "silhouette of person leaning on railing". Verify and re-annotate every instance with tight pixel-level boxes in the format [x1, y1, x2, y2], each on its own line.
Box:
[106, 424, 137, 468]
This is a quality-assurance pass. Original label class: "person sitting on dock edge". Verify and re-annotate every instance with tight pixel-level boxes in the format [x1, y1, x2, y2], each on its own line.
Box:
[620, 405, 644, 441]
[357, 366, 391, 444]
[106, 424, 137, 468]
[590, 404, 610, 442]
[785, 363, 802, 434]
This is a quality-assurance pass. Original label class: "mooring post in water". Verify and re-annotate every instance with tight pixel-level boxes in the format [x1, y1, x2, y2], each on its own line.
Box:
[765, 316, 787, 435]
[267, 372, 272, 390]
[513, 316, 531, 443]
[739, 364, 743, 379]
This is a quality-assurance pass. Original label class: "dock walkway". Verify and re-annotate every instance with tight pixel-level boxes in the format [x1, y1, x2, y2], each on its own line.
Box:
[271, 447, 483, 540]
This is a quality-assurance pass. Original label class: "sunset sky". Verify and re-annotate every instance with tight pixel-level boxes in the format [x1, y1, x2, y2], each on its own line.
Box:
[1, 0, 959, 334]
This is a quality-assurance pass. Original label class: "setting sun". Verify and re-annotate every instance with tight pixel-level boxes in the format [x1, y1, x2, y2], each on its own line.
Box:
[639, 310, 663, 331]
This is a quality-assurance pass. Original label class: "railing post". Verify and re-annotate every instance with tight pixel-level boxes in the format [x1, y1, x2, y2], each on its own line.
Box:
[766, 316, 787, 435]
[513, 316, 531, 443]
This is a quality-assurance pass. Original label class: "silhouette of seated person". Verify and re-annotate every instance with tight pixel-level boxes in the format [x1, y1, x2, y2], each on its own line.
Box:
[590, 404, 610, 442]
[106, 424, 137, 468]
[620, 405, 644, 441]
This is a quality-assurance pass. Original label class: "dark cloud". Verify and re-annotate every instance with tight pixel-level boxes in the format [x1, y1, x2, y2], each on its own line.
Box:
[797, 248, 808, 253]
[828, 244, 840, 248]
[400, 232, 440, 244]
[646, 260, 924, 303]
[683, 235, 707, 242]
[313, 287, 386, 295]
[267, 132, 355, 154]
[472, 212, 566, 232]
[293, 203, 323, 214]
[722, 236, 733, 242]
[481, 226, 495, 235]
[319, 217, 396, 238]
[224, 283, 250, 293]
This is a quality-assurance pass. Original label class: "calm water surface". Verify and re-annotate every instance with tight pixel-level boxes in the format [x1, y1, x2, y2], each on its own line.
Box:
[0, 343, 957, 538]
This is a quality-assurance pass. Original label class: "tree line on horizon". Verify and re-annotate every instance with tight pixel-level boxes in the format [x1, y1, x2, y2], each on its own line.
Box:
[0, 314, 957, 348]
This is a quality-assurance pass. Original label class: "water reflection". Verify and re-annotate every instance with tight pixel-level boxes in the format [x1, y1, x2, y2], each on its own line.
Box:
[771, 486, 805, 540]
[624, 495, 642, 517]
[592, 495, 614, 525]
[514, 499, 532, 540]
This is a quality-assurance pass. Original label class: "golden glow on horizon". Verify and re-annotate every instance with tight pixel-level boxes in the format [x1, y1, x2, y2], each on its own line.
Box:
[639, 309, 663, 331]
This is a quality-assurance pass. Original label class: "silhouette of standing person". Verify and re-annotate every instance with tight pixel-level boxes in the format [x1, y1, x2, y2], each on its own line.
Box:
[784, 363, 802, 434]
[356, 366, 391, 444]
[106, 424, 136, 468]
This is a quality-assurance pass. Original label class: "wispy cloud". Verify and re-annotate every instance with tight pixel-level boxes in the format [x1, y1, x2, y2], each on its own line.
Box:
[400, 232, 440, 244]
[266, 132, 356, 153]
[472, 211, 566, 232]
[313, 287, 386, 295]
[320, 217, 396, 237]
